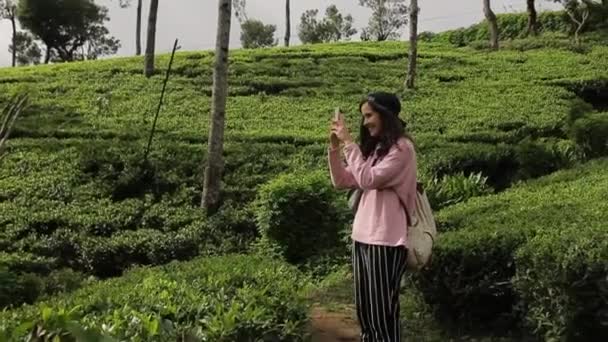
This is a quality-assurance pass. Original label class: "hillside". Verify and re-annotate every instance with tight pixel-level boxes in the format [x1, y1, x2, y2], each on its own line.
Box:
[1, 28, 607, 340]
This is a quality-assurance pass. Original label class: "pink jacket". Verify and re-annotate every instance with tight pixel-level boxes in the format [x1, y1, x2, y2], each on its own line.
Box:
[328, 138, 417, 247]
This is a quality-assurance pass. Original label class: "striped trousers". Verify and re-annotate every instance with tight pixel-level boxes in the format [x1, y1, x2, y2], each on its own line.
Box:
[353, 241, 408, 342]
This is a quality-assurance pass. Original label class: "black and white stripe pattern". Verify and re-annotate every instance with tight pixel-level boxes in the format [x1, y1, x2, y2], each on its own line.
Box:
[353, 241, 408, 341]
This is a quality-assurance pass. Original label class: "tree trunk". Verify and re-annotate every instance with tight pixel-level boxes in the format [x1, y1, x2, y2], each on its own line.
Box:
[144, 0, 159, 77]
[136, 0, 142, 55]
[284, 0, 290, 47]
[44, 45, 51, 64]
[10, 14, 16, 67]
[565, 6, 590, 46]
[202, 0, 232, 214]
[527, 0, 538, 36]
[405, 0, 419, 89]
[483, 0, 499, 50]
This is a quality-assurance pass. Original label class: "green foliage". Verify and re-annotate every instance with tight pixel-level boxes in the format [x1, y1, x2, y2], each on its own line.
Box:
[514, 139, 569, 179]
[0, 266, 44, 308]
[570, 111, 608, 157]
[585, 0, 608, 30]
[423, 171, 493, 210]
[42, 268, 88, 297]
[240, 19, 277, 49]
[434, 11, 571, 47]
[0, 255, 312, 341]
[298, 5, 357, 44]
[417, 31, 437, 42]
[417, 158, 608, 333]
[358, 0, 408, 41]
[555, 0, 608, 32]
[436, 8, 608, 50]
[0, 252, 90, 309]
[514, 224, 608, 340]
[16, 0, 119, 62]
[253, 170, 350, 264]
[8, 31, 42, 66]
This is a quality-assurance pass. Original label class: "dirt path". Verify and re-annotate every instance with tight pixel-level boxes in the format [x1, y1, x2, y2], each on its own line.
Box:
[309, 305, 360, 342]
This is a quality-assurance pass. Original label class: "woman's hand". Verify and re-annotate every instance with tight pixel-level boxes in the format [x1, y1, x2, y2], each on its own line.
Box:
[331, 112, 353, 145]
[330, 130, 340, 149]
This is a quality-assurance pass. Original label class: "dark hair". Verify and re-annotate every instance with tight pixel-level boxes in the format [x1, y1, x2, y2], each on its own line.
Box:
[358, 92, 411, 160]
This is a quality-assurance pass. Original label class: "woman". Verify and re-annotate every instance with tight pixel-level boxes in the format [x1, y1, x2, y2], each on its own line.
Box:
[328, 92, 417, 341]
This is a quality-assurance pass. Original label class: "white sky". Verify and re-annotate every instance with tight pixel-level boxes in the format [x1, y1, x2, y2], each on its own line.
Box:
[0, 0, 561, 67]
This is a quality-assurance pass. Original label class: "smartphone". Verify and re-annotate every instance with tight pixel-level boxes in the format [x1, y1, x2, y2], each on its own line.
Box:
[334, 107, 341, 121]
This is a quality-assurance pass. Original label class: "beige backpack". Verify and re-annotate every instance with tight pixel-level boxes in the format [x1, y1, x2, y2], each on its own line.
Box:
[347, 182, 437, 271]
[402, 183, 437, 271]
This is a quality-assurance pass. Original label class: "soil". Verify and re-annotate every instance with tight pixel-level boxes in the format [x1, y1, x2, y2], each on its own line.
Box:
[309, 304, 360, 342]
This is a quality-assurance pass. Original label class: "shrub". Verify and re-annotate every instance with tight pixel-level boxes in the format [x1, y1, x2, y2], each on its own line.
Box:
[513, 225, 608, 340]
[416, 224, 529, 331]
[0, 252, 76, 308]
[433, 11, 571, 47]
[42, 268, 88, 297]
[514, 139, 567, 180]
[422, 142, 518, 190]
[78, 228, 203, 278]
[0, 255, 312, 341]
[423, 171, 493, 210]
[0, 267, 44, 308]
[0, 252, 57, 275]
[253, 170, 350, 264]
[570, 112, 608, 158]
[416, 159, 608, 333]
[418, 31, 437, 42]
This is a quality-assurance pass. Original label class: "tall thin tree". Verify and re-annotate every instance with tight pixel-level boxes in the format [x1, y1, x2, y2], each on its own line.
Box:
[483, 0, 499, 50]
[284, 0, 290, 46]
[527, 0, 538, 36]
[0, 0, 17, 67]
[202, 0, 234, 213]
[116, 0, 141, 55]
[144, 0, 159, 77]
[136, 0, 142, 55]
[405, 0, 419, 89]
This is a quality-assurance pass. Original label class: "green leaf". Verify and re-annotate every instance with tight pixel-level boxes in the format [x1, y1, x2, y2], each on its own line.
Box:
[41, 307, 53, 322]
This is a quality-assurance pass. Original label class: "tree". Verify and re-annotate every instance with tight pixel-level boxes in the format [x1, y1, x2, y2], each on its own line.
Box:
[298, 5, 357, 44]
[483, 0, 499, 50]
[17, 0, 119, 63]
[405, 0, 418, 89]
[135, 0, 142, 55]
[324, 5, 357, 41]
[359, 0, 408, 41]
[587, 0, 608, 29]
[233, 0, 246, 22]
[75, 23, 120, 60]
[0, 0, 17, 67]
[284, 0, 290, 46]
[527, 0, 538, 36]
[298, 9, 325, 43]
[202, 0, 243, 213]
[8, 31, 41, 65]
[240, 19, 277, 48]
[565, 1, 590, 46]
[144, 0, 159, 77]
[114, 0, 142, 55]
[553, 0, 598, 45]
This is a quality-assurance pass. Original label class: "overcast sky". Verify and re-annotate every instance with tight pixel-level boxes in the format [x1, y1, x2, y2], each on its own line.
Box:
[0, 0, 561, 67]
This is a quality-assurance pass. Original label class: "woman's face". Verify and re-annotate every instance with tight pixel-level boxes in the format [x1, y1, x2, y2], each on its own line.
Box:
[361, 102, 383, 137]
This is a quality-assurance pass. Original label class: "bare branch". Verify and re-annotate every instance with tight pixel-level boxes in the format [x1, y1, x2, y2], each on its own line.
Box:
[0, 93, 29, 157]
